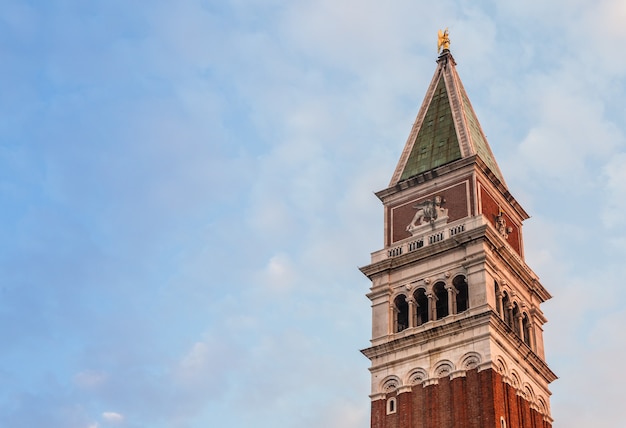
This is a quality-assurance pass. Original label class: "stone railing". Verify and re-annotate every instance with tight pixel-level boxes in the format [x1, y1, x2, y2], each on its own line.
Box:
[371, 216, 486, 263]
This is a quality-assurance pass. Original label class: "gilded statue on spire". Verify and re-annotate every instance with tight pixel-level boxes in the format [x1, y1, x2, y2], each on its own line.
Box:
[437, 28, 450, 53]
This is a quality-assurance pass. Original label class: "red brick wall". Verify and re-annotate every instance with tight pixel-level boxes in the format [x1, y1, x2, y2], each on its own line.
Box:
[372, 397, 385, 428]
[371, 369, 551, 428]
[478, 184, 522, 255]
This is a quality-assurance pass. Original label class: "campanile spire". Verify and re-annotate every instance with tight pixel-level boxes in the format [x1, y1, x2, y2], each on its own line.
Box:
[360, 43, 556, 428]
[390, 39, 504, 187]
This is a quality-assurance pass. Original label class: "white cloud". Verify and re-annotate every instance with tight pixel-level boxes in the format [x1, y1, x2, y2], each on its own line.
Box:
[2, 2, 626, 428]
[550, 307, 626, 426]
[74, 370, 108, 389]
[180, 341, 209, 368]
[264, 253, 295, 292]
[101, 412, 123, 423]
[516, 81, 621, 188]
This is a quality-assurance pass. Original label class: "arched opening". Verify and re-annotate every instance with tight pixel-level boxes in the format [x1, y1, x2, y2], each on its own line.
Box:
[387, 397, 397, 414]
[494, 282, 502, 316]
[502, 291, 513, 328]
[512, 302, 521, 336]
[454, 275, 468, 313]
[414, 288, 429, 326]
[433, 282, 448, 320]
[522, 313, 532, 348]
[394, 295, 409, 333]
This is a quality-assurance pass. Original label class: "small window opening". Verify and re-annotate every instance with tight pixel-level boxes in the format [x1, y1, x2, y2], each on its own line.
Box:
[387, 397, 397, 415]
[500, 416, 507, 428]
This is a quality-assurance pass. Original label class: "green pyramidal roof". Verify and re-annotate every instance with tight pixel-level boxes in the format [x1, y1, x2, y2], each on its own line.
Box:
[391, 51, 505, 186]
[400, 77, 462, 180]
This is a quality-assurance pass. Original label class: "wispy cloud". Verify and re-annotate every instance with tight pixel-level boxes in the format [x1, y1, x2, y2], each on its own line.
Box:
[0, 1, 625, 427]
[102, 412, 124, 423]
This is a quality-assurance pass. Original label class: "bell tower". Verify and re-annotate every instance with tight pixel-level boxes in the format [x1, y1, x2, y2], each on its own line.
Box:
[360, 43, 556, 428]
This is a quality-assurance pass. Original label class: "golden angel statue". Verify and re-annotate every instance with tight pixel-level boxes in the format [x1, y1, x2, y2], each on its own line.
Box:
[437, 28, 450, 53]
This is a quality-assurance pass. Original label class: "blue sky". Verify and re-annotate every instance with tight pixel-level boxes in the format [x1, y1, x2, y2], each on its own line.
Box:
[1, 1, 626, 427]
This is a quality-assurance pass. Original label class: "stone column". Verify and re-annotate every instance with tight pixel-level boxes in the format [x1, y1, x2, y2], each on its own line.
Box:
[527, 320, 536, 350]
[516, 313, 524, 342]
[427, 293, 436, 321]
[495, 290, 504, 318]
[505, 303, 513, 328]
[446, 285, 456, 315]
[407, 297, 416, 329]
[389, 303, 395, 334]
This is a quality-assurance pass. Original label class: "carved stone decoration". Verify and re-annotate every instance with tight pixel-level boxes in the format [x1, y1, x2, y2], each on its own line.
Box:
[406, 195, 449, 235]
[537, 397, 548, 415]
[494, 357, 507, 376]
[408, 368, 428, 385]
[460, 352, 481, 370]
[523, 385, 534, 401]
[495, 213, 513, 240]
[434, 361, 454, 378]
[510, 371, 521, 388]
[381, 377, 400, 393]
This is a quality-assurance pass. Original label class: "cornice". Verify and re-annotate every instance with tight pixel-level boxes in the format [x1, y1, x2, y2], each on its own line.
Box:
[359, 224, 489, 279]
[361, 310, 491, 361]
[376, 156, 476, 202]
[361, 310, 557, 385]
[490, 312, 558, 384]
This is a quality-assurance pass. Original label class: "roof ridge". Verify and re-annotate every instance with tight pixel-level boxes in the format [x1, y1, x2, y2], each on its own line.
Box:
[388, 65, 445, 186]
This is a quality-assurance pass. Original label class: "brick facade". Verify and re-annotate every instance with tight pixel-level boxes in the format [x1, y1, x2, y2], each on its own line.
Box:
[478, 183, 522, 255]
[371, 369, 551, 428]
